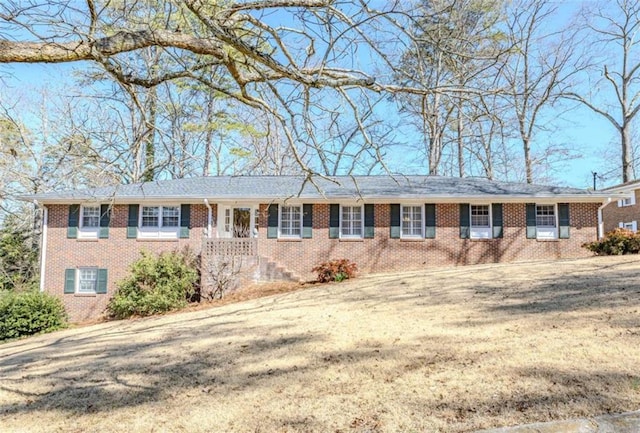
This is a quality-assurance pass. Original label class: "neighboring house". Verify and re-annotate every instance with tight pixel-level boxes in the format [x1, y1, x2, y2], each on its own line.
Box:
[25, 175, 612, 322]
[600, 180, 640, 235]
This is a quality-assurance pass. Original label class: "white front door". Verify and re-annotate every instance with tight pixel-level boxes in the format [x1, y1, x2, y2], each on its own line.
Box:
[217, 205, 258, 238]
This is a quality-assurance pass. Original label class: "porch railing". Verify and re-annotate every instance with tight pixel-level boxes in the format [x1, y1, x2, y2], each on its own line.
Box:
[203, 238, 257, 257]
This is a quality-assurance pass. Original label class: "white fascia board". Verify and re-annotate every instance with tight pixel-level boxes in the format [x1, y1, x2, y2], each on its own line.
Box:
[28, 192, 615, 205]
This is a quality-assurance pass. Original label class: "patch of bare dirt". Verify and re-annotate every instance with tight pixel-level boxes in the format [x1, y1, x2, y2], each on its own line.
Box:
[1, 255, 640, 432]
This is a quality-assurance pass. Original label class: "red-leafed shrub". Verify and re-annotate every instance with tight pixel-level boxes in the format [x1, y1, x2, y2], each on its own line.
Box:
[312, 259, 358, 283]
[582, 228, 640, 255]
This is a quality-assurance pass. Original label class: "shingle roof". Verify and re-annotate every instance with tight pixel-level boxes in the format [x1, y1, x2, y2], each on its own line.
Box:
[23, 175, 610, 203]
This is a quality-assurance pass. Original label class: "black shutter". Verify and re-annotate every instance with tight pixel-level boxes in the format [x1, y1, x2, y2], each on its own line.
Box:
[526, 203, 537, 239]
[558, 203, 570, 239]
[64, 269, 76, 294]
[99, 204, 110, 239]
[127, 204, 139, 238]
[267, 204, 278, 238]
[96, 269, 108, 294]
[459, 203, 470, 239]
[364, 204, 375, 238]
[329, 204, 340, 239]
[425, 204, 436, 239]
[390, 204, 400, 239]
[67, 205, 79, 239]
[302, 204, 313, 239]
[180, 204, 190, 238]
[492, 203, 503, 239]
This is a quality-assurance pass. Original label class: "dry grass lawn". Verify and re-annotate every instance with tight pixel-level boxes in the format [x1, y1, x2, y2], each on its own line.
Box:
[2, 256, 640, 432]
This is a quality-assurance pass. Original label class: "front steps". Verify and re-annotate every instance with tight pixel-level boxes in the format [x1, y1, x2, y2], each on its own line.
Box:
[257, 256, 302, 282]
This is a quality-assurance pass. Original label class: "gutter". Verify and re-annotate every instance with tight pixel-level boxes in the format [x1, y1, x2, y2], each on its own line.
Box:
[598, 197, 612, 239]
[204, 199, 212, 238]
[35, 201, 48, 293]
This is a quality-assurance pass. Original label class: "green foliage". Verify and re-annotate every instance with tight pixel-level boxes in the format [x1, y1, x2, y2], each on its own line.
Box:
[107, 249, 199, 319]
[312, 259, 358, 283]
[0, 290, 67, 341]
[583, 228, 640, 255]
[0, 217, 38, 291]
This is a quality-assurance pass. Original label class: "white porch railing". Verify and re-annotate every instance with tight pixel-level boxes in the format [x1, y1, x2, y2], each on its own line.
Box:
[203, 238, 257, 257]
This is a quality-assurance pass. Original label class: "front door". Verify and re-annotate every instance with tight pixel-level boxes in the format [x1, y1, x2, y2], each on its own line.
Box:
[218, 205, 257, 238]
[233, 207, 251, 238]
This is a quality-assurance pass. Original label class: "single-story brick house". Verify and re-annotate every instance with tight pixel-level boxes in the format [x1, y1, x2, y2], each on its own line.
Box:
[600, 180, 640, 234]
[25, 175, 615, 322]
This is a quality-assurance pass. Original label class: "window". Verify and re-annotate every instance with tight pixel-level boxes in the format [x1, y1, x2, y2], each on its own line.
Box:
[65, 268, 108, 295]
[621, 221, 638, 232]
[619, 195, 636, 207]
[341, 205, 363, 238]
[536, 205, 556, 227]
[162, 206, 180, 227]
[141, 206, 160, 227]
[469, 204, 492, 239]
[471, 205, 490, 227]
[141, 206, 180, 228]
[224, 208, 231, 233]
[401, 205, 423, 238]
[81, 206, 100, 228]
[78, 268, 98, 294]
[136, 205, 182, 239]
[280, 205, 302, 237]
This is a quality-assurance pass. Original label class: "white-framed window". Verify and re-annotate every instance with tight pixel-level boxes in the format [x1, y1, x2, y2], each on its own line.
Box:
[224, 208, 231, 233]
[618, 195, 636, 207]
[140, 206, 180, 228]
[620, 221, 638, 232]
[81, 206, 100, 228]
[78, 268, 98, 294]
[341, 205, 363, 238]
[280, 205, 302, 237]
[65, 267, 107, 295]
[401, 205, 423, 238]
[138, 205, 181, 239]
[536, 204, 557, 239]
[470, 204, 491, 239]
[77, 205, 101, 239]
[536, 205, 556, 227]
[162, 206, 180, 227]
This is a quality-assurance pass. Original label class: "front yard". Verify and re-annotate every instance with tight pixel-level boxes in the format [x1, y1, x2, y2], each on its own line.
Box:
[1, 255, 639, 432]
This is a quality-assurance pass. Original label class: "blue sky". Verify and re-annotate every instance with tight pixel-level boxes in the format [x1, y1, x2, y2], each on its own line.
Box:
[0, 0, 626, 190]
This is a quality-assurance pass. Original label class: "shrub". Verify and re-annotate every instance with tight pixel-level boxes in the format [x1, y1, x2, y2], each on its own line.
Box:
[312, 259, 358, 283]
[0, 290, 67, 341]
[583, 228, 640, 255]
[107, 249, 199, 319]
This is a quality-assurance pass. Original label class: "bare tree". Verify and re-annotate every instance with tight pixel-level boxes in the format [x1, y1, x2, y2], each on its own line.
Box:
[395, 0, 507, 177]
[499, 0, 581, 184]
[0, 0, 431, 180]
[566, 0, 640, 183]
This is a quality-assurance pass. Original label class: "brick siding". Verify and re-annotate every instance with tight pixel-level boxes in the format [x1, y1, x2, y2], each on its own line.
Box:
[44, 204, 211, 322]
[44, 201, 599, 322]
[601, 189, 640, 233]
[258, 202, 599, 280]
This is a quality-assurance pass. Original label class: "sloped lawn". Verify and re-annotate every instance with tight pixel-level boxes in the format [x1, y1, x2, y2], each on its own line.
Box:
[1, 255, 640, 432]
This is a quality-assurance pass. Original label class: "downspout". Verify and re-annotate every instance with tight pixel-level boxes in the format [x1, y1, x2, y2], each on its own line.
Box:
[598, 197, 611, 239]
[35, 201, 48, 293]
[204, 199, 212, 238]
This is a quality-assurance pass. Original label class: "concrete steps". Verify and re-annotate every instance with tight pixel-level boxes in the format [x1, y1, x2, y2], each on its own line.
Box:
[258, 256, 302, 282]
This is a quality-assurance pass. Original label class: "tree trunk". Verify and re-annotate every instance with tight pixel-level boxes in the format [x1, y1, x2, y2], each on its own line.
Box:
[622, 126, 634, 182]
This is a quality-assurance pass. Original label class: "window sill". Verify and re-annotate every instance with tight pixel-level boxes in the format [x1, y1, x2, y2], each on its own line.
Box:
[136, 238, 180, 242]
[277, 238, 302, 242]
[470, 238, 493, 242]
[339, 237, 364, 242]
[400, 237, 424, 242]
[74, 293, 97, 297]
[536, 238, 560, 242]
[76, 238, 99, 242]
